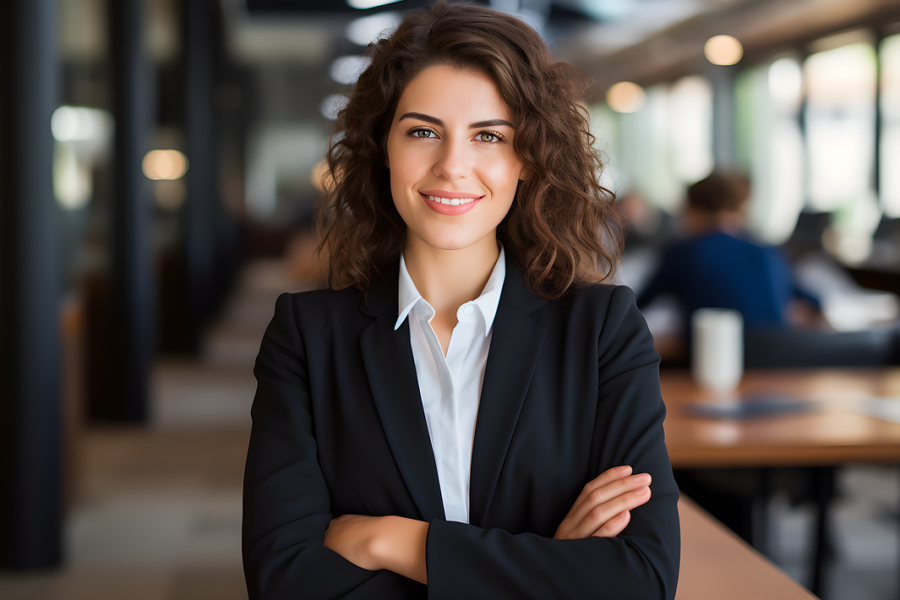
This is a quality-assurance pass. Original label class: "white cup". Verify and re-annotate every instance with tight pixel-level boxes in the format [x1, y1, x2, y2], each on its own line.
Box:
[691, 308, 744, 392]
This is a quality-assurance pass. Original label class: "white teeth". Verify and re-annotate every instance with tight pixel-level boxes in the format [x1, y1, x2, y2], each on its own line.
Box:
[424, 194, 479, 205]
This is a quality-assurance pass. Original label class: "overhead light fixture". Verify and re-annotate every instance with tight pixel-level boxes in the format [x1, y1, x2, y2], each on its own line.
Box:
[606, 81, 645, 113]
[330, 55, 372, 85]
[53, 143, 91, 210]
[704, 35, 743, 66]
[346, 12, 401, 46]
[142, 149, 189, 180]
[346, 0, 402, 9]
[51, 105, 112, 142]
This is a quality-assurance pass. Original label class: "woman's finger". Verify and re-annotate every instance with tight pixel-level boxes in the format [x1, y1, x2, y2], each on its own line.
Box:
[579, 466, 632, 499]
[592, 509, 631, 538]
[570, 486, 651, 539]
[565, 472, 651, 529]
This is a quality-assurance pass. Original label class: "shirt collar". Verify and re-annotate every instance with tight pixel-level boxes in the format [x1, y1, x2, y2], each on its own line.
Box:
[396, 253, 422, 330]
[395, 245, 506, 338]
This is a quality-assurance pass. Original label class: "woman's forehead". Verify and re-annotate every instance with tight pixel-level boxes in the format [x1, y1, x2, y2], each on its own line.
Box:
[393, 65, 514, 126]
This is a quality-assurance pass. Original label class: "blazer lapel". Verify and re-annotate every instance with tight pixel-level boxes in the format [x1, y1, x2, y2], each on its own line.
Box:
[469, 256, 547, 527]
[358, 268, 446, 522]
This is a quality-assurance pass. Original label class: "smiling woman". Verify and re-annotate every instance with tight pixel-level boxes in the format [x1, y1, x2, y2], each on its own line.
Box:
[242, 2, 680, 599]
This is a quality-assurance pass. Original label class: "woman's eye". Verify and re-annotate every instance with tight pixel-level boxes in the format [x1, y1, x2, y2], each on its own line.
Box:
[413, 129, 435, 138]
[477, 132, 499, 143]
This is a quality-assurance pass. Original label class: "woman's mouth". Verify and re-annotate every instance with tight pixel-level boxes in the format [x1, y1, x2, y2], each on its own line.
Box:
[419, 192, 482, 215]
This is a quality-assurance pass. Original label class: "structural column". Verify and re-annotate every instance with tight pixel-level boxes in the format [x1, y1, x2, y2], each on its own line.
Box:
[106, 0, 155, 421]
[182, 0, 218, 349]
[0, 0, 62, 569]
[710, 64, 737, 169]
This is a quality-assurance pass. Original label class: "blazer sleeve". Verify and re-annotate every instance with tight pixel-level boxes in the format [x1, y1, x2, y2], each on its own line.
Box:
[242, 292, 425, 599]
[425, 286, 681, 599]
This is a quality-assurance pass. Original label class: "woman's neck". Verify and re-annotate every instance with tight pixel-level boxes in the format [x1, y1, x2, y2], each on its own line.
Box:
[403, 232, 500, 316]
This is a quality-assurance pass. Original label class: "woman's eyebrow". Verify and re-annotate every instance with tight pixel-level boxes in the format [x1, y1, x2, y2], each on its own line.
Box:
[470, 119, 515, 129]
[398, 112, 515, 130]
[398, 112, 443, 126]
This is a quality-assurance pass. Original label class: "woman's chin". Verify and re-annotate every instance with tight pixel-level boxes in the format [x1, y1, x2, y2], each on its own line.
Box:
[413, 230, 494, 253]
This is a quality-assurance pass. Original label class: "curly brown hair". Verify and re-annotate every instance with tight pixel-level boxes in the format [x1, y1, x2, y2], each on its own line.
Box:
[317, 0, 621, 299]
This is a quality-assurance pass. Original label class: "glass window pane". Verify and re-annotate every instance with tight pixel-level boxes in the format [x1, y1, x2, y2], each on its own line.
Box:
[734, 58, 805, 244]
[805, 40, 880, 263]
[805, 42, 877, 212]
[880, 34, 900, 217]
[667, 75, 713, 184]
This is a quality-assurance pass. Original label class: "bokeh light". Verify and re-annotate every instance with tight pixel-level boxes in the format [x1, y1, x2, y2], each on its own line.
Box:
[51, 105, 112, 142]
[704, 35, 743, 66]
[142, 149, 189, 180]
[329, 55, 371, 85]
[606, 82, 646, 113]
[345, 12, 400, 45]
[320, 95, 350, 121]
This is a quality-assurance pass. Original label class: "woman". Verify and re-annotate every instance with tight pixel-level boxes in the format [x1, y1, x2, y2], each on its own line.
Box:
[242, 3, 680, 598]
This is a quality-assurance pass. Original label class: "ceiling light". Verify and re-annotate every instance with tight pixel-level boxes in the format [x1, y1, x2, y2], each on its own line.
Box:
[321, 95, 350, 121]
[142, 149, 189, 180]
[346, 0, 402, 9]
[704, 35, 743, 66]
[606, 82, 645, 113]
[330, 55, 372, 85]
[346, 12, 401, 46]
[51, 105, 112, 142]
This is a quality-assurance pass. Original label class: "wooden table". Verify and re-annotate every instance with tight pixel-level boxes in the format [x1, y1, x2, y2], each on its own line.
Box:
[663, 368, 900, 597]
[676, 497, 816, 600]
[661, 369, 900, 468]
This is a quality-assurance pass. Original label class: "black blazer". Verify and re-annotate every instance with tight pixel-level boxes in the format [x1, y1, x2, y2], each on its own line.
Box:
[243, 255, 680, 599]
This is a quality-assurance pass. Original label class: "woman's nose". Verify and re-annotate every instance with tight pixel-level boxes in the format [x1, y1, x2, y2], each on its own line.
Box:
[432, 138, 472, 181]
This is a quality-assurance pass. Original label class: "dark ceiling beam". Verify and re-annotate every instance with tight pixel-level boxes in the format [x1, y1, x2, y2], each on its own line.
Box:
[245, 0, 429, 14]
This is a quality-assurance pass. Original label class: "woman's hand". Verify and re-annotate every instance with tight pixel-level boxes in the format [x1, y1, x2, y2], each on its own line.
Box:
[323, 514, 384, 571]
[553, 466, 652, 540]
[324, 514, 429, 584]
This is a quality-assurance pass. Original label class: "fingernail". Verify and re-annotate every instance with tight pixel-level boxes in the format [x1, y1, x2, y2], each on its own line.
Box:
[618, 466, 632, 473]
[634, 473, 650, 484]
[634, 486, 650, 495]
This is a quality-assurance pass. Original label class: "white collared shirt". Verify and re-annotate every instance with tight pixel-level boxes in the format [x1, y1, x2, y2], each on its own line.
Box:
[394, 247, 506, 523]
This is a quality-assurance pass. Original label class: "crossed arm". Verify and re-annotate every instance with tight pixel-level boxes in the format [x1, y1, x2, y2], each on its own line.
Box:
[322, 465, 653, 584]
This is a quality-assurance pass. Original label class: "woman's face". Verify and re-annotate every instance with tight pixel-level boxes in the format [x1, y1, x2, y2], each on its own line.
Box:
[386, 65, 523, 252]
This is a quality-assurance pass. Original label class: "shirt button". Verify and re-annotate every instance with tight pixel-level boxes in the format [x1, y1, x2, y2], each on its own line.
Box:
[464, 305, 474, 315]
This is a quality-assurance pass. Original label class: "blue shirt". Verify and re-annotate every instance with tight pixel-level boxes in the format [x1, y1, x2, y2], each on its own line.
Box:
[635, 231, 818, 328]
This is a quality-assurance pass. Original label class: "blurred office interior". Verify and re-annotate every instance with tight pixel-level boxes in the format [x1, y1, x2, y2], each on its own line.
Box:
[2, 0, 900, 598]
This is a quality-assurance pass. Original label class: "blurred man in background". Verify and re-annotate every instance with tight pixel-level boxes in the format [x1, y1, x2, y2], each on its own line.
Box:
[636, 170, 822, 335]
